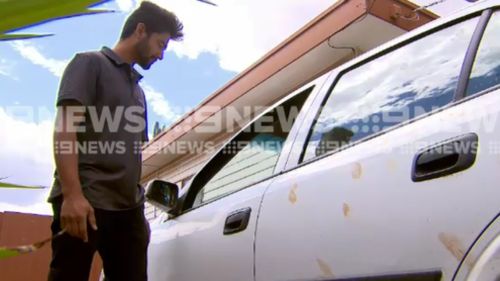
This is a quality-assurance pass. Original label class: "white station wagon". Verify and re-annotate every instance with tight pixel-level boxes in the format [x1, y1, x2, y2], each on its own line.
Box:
[145, 1, 500, 280]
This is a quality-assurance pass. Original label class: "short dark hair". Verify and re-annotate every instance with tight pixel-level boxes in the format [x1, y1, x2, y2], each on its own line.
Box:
[120, 1, 184, 41]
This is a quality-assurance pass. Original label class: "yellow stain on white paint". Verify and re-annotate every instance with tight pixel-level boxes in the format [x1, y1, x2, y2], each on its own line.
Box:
[343, 203, 351, 218]
[316, 258, 335, 278]
[351, 162, 362, 179]
[289, 183, 298, 205]
[439, 233, 466, 262]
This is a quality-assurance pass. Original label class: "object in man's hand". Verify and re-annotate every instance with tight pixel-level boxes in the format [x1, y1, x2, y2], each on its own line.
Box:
[0, 229, 66, 259]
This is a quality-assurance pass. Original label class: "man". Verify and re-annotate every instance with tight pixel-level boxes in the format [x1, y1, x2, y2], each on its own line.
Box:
[47, 2, 183, 281]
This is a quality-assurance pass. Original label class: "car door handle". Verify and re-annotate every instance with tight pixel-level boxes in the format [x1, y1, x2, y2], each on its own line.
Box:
[412, 133, 478, 182]
[223, 207, 251, 235]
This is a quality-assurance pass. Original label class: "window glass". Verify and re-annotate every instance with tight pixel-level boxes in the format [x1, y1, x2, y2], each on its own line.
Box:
[202, 133, 285, 202]
[467, 11, 500, 96]
[193, 88, 312, 206]
[303, 17, 479, 161]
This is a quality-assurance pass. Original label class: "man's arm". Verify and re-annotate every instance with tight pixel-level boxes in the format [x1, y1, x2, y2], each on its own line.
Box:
[54, 101, 97, 242]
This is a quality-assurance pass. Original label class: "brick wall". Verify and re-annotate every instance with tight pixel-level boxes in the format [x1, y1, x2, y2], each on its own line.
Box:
[0, 212, 102, 281]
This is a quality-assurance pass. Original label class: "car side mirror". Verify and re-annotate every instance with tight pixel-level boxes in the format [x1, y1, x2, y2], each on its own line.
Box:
[145, 180, 179, 213]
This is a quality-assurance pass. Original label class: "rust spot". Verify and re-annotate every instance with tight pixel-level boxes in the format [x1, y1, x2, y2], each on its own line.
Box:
[316, 258, 335, 278]
[288, 184, 298, 205]
[343, 203, 351, 218]
[351, 162, 362, 179]
[439, 233, 466, 262]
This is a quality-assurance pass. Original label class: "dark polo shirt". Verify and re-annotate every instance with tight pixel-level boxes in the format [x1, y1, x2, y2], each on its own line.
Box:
[49, 47, 149, 210]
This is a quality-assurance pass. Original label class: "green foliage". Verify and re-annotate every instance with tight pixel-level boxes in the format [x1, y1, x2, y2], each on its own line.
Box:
[153, 121, 168, 138]
[0, 0, 113, 41]
[0, 248, 19, 259]
[0, 181, 45, 189]
[153, 121, 161, 137]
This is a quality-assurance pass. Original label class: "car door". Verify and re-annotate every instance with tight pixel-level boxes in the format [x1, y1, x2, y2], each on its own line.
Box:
[147, 83, 320, 281]
[256, 7, 500, 281]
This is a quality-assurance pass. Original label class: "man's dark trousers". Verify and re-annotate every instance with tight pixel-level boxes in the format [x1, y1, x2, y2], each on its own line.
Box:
[48, 196, 150, 281]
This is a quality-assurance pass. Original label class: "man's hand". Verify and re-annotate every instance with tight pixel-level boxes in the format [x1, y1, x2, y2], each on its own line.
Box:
[60, 193, 97, 242]
[54, 102, 97, 242]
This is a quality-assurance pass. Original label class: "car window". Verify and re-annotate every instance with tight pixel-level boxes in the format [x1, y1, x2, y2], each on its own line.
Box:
[200, 133, 285, 202]
[302, 16, 479, 162]
[467, 11, 500, 96]
[191, 87, 313, 207]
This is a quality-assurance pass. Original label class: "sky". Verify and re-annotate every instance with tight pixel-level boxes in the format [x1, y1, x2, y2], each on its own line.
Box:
[0, 0, 484, 215]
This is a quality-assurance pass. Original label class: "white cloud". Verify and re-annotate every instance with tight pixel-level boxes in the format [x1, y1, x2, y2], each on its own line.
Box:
[0, 58, 18, 80]
[10, 41, 69, 77]
[141, 82, 182, 123]
[0, 107, 54, 187]
[0, 202, 52, 215]
[116, 0, 135, 13]
[0, 107, 54, 215]
[0, 191, 52, 215]
[149, 0, 335, 72]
